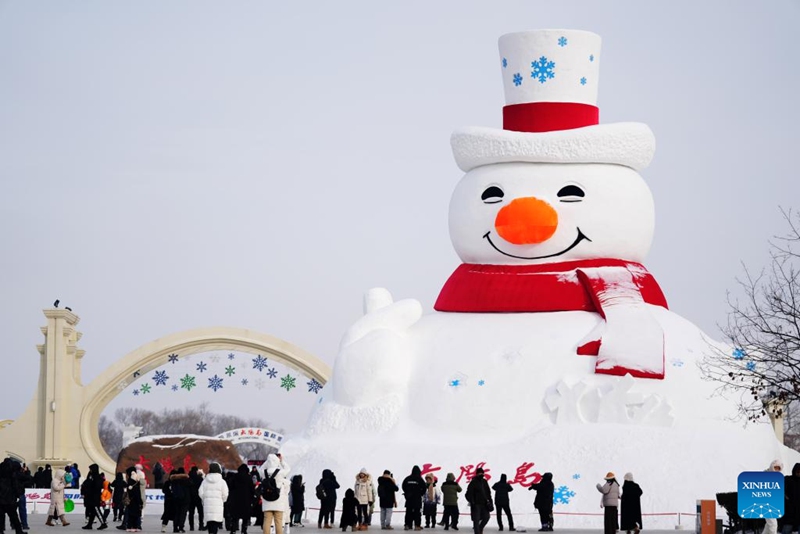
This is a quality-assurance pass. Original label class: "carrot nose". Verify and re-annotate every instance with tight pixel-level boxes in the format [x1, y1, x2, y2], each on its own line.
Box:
[494, 197, 558, 245]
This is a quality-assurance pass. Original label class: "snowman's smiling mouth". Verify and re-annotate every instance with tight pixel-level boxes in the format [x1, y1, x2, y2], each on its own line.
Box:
[482, 228, 591, 260]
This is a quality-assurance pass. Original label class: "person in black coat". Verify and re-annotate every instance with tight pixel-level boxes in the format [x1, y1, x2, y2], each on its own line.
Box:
[340, 489, 359, 532]
[784, 463, 800, 534]
[290, 474, 305, 526]
[171, 468, 192, 533]
[0, 460, 24, 534]
[402, 466, 426, 531]
[81, 463, 108, 530]
[492, 474, 514, 531]
[188, 466, 205, 532]
[161, 470, 177, 532]
[153, 463, 166, 490]
[319, 469, 340, 529]
[528, 472, 554, 532]
[111, 472, 126, 522]
[620, 473, 642, 534]
[230, 464, 256, 534]
[377, 471, 399, 529]
[464, 468, 492, 534]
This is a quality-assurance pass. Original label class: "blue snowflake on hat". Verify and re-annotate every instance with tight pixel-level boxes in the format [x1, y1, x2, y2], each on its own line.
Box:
[531, 56, 555, 83]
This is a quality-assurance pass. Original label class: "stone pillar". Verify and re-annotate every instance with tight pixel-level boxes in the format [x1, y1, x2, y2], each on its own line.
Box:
[33, 308, 84, 467]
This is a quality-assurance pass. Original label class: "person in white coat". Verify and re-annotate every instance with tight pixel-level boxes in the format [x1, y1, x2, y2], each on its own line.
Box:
[763, 460, 784, 534]
[262, 453, 291, 534]
[597, 473, 621, 534]
[199, 463, 229, 534]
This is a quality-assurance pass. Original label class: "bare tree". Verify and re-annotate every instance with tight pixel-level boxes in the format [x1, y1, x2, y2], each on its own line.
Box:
[701, 209, 800, 437]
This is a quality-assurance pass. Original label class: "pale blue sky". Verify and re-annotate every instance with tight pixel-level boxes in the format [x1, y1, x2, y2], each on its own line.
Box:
[1, 1, 799, 431]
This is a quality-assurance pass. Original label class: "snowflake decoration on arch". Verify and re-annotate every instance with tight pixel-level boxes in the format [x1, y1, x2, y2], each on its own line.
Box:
[307, 378, 323, 394]
[132, 389, 140, 396]
[280, 374, 297, 391]
[254, 378, 266, 390]
[241, 378, 249, 386]
[209, 355, 221, 364]
[252, 355, 269, 372]
[224, 365, 236, 377]
[266, 368, 278, 379]
[558, 36, 567, 47]
[140, 383, 152, 394]
[554, 485, 576, 505]
[167, 353, 179, 364]
[153, 370, 169, 386]
[208, 375, 224, 392]
[228, 352, 235, 360]
[531, 56, 555, 83]
[171, 384, 179, 392]
[196, 361, 208, 373]
[180, 374, 197, 391]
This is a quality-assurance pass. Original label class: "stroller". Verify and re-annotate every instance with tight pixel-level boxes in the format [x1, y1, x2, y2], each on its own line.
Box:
[716, 492, 766, 534]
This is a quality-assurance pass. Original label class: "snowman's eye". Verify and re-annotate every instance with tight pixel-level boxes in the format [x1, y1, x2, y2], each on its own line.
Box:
[557, 185, 585, 202]
[481, 186, 504, 204]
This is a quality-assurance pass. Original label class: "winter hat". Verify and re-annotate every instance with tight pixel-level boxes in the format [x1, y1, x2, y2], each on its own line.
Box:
[209, 463, 222, 474]
[359, 468, 368, 475]
[770, 460, 784, 471]
[383, 470, 391, 476]
[604, 472, 615, 480]
[624, 473, 634, 482]
[446, 473, 455, 482]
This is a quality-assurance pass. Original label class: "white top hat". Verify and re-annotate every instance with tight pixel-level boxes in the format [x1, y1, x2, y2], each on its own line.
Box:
[451, 29, 655, 172]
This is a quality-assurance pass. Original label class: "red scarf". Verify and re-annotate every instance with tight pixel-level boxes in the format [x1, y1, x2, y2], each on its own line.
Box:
[434, 259, 668, 313]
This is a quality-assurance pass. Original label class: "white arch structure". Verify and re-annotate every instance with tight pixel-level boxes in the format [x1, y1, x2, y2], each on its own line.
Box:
[0, 310, 330, 475]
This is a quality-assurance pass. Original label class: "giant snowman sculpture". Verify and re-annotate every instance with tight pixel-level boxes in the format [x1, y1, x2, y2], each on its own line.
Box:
[284, 30, 799, 525]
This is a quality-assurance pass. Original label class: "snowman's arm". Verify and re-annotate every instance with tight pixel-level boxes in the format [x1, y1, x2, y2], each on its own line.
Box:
[576, 267, 665, 380]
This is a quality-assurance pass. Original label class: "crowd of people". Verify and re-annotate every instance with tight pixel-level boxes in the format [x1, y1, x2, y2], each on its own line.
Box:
[6, 455, 800, 534]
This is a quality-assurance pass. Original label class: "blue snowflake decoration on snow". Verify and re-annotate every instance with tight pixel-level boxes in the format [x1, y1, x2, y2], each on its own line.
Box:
[228, 352, 235, 360]
[558, 36, 567, 47]
[208, 375, 224, 392]
[132, 389, 140, 396]
[572, 474, 581, 480]
[449, 379, 461, 387]
[589, 54, 594, 62]
[502, 57, 507, 68]
[252, 355, 269, 372]
[733, 348, 746, 360]
[266, 367, 278, 379]
[171, 384, 179, 392]
[531, 56, 556, 84]
[167, 353, 179, 364]
[196, 361, 208, 373]
[580, 77, 587, 86]
[153, 370, 169, 386]
[307, 378, 323, 394]
[477, 380, 485, 386]
[513, 73, 522, 86]
[746, 361, 757, 372]
[671, 359, 685, 368]
[241, 379, 249, 386]
[554, 485, 576, 505]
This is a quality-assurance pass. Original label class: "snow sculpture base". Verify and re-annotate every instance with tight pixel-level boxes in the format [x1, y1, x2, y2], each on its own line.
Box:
[284, 296, 800, 525]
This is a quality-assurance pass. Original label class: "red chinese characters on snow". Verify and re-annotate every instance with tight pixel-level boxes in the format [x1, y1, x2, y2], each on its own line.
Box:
[421, 461, 541, 487]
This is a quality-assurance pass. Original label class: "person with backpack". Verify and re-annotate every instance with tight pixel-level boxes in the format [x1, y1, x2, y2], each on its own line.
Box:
[529, 473, 554, 532]
[491, 474, 514, 532]
[199, 463, 229, 534]
[440, 474, 461, 531]
[261, 453, 291, 534]
[464, 468, 491, 534]
[377, 470, 399, 530]
[318, 469, 340, 529]
[290, 475, 305, 527]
